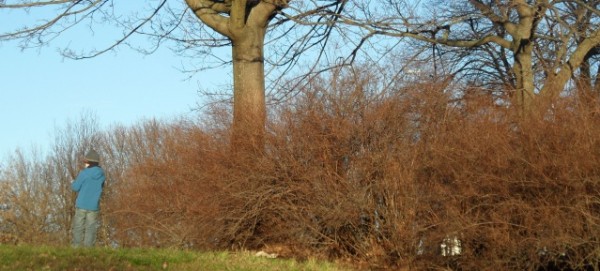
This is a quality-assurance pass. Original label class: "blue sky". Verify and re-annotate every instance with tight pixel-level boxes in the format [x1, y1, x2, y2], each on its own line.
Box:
[0, 44, 221, 157]
[0, 3, 231, 158]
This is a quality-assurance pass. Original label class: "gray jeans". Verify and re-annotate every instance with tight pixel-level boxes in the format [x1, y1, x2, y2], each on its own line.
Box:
[72, 208, 99, 247]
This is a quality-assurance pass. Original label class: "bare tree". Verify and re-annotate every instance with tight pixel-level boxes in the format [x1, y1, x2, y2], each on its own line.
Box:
[0, 0, 360, 150]
[0, 149, 58, 244]
[342, 0, 600, 111]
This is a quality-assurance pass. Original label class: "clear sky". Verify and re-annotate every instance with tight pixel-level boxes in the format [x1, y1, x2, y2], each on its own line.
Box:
[0, 4, 230, 159]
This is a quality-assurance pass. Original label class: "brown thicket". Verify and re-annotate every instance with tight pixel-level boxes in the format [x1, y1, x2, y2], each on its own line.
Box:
[1, 71, 600, 270]
[103, 69, 600, 270]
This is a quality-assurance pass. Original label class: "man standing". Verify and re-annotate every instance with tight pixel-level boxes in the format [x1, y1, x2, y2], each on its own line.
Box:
[71, 149, 105, 247]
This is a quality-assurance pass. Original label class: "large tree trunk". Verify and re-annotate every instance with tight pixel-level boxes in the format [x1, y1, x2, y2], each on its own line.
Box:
[513, 45, 535, 112]
[510, 1, 538, 113]
[231, 27, 267, 151]
[185, 0, 280, 151]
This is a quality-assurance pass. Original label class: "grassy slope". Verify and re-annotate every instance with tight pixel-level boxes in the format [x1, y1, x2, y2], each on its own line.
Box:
[0, 245, 352, 271]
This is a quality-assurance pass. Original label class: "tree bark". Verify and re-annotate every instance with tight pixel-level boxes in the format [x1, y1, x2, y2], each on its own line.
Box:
[512, 46, 534, 111]
[540, 29, 600, 101]
[510, 0, 539, 112]
[185, 0, 280, 151]
[231, 27, 267, 151]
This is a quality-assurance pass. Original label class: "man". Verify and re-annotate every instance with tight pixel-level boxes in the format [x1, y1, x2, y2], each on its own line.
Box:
[71, 149, 106, 247]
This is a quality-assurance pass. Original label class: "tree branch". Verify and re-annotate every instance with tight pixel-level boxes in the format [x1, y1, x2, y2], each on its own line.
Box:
[69, 0, 168, 59]
[185, 0, 231, 38]
[0, 0, 74, 9]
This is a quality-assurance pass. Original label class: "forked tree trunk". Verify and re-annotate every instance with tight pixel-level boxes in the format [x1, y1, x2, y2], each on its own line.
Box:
[185, 0, 280, 152]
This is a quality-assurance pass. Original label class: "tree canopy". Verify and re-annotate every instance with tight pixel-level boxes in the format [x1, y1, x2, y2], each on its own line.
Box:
[2, 1, 599, 132]
[341, 0, 600, 110]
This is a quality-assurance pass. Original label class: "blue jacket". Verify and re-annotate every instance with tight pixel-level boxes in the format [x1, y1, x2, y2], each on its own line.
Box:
[72, 165, 105, 211]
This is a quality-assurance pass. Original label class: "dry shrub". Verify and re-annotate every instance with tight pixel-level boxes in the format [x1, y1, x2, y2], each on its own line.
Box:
[213, 75, 600, 270]
[106, 120, 225, 248]
[402, 91, 600, 270]
[0, 113, 111, 246]
[103, 69, 600, 270]
[0, 150, 73, 245]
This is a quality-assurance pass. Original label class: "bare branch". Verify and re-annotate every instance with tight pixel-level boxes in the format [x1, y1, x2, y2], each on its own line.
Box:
[69, 0, 169, 59]
[0, 0, 74, 9]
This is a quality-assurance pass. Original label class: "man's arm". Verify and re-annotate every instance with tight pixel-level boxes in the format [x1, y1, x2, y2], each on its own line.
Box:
[71, 171, 85, 192]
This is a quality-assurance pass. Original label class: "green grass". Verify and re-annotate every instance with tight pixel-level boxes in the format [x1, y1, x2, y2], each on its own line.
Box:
[0, 244, 352, 271]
